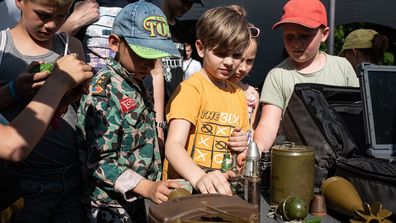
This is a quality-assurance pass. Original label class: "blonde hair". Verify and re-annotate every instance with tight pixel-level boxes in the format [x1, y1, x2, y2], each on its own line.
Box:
[226, 4, 247, 17]
[24, 0, 73, 8]
[196, 5, 250, 55]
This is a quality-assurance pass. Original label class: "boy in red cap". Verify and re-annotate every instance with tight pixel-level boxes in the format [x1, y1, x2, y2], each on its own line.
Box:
[254, 0, 359, 153]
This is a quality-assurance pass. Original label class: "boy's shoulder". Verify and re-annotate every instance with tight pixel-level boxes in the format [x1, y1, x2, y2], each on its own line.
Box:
[273, 58, 292, 70]
[91, 69, 112, 97]
[180, 71, 204, 87]
[183, 71, 244, 94]
[324, 53, 350, 65]
[90, 65, 133, 97]
[269, 53, 350, 74]
[87, 66, 147, 112]
[267, 58, 294, 77]
[322, 53, 355, 73]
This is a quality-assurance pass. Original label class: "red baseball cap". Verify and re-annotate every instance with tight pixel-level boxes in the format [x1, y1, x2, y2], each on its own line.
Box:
[272, 0, 328, 29]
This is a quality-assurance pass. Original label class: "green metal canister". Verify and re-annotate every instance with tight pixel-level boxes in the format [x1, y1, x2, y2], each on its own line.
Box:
[270, 144, 315, 205]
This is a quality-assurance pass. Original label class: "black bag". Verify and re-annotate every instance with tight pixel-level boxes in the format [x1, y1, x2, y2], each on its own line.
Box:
[336, 157, 396, 213]
[281, 83, 363, 185]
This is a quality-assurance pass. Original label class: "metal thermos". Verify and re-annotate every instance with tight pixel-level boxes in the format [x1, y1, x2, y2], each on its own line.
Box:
[270, 144, 315, 205]
[243, 141, 261, 207]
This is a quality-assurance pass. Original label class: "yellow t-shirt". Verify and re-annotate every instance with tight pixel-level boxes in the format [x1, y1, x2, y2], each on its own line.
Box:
[163, 71, 249, 179]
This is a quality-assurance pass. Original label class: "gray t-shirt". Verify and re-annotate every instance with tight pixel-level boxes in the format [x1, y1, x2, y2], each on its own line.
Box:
[0, 30, 78, 168]
[260, 52, 359, 112]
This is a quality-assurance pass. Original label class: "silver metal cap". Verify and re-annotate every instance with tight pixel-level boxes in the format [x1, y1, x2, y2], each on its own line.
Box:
[243, 141, 261, 177]
[246, 141, 260, 159]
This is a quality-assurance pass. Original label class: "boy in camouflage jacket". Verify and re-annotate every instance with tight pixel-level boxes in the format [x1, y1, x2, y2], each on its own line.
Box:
[76, 1, 182, 222]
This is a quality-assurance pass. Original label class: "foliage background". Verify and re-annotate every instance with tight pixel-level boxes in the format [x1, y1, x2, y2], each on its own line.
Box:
[322, 23, 395, 65]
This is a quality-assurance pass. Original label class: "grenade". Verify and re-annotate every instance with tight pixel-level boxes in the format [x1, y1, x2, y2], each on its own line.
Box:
[276, 196, 308, 221]
[168, 188, 191, 200]
[31, 63, 54, 73]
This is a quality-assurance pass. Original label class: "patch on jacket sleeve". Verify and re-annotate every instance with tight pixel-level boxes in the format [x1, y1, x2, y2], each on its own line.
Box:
[120, 97, 137, 113]
[92, 74, 110, 96]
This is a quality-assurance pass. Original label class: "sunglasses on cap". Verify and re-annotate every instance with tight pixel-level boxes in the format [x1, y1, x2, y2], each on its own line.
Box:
[249, 26, 260, 38]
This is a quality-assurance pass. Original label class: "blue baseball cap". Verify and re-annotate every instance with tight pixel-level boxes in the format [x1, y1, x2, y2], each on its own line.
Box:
[112, 1, 180, 59]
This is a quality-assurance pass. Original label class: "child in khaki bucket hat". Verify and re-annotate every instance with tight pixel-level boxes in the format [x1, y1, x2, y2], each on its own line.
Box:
[339, 29, 389, 71]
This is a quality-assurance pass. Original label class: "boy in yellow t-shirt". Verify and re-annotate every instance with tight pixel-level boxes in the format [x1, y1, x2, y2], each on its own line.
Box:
[164, 5, 251, 195]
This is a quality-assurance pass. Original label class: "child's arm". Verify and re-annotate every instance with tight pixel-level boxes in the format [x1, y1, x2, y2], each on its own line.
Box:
[83, 93, 179, 204]
[59, 0, 100, 36]
[165, 119, 233, 195]
[0, 36, 87, 111]
[48, 36, 90, 116]
[0, 62, 51, 110]
[133, 179, 181, 204]
[112, 165, 181, 204]
[151, 59, 165, 157]
[0, 54, 92, 161]
[254, 103, 283, 152]
[251, 88, 260, 130]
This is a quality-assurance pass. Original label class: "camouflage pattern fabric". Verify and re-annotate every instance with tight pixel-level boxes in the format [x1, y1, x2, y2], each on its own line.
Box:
[76, 58, 161, 207]
[85, 199, 146, 223]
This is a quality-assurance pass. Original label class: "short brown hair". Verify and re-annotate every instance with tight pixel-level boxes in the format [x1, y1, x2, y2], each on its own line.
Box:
[196, 5, 250, 55]
[24, 0, 73, 8]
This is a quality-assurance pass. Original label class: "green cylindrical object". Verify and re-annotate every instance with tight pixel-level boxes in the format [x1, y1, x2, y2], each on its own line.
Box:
[270, 144, 315, 205]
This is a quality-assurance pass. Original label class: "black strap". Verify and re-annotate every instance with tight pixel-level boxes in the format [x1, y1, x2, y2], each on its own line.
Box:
[183, 58, 193, 72]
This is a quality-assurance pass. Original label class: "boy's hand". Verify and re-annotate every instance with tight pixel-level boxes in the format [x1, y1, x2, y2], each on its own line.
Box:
[227, 127, 248, 153]
[136, 179, 181, 204]
[237, 150, 246, 167]
[14, 61, 51, 100]
[195, 170, 233, 196]
[72, 0, 100, 28]
[52, 54, 93, 91]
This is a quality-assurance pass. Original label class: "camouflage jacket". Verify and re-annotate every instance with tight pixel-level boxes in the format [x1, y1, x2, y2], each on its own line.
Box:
[76, 58, 161, 207]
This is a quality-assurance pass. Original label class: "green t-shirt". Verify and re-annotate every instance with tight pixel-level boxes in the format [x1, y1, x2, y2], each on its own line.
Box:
[260, 53, 359, 112]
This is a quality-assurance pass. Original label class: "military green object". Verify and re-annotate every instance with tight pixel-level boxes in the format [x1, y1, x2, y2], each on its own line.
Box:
[320, 176, 363, 215]
[321, 177, 393, 223]
[168, 188, 192, 200]
[31, 63, 54, 73]
[303, 217, 322, 223]
[284, 197, 308, 220]
[277, 196, 308, 221]
[221, 153, 232, 172]
[270, 144, 315, 205]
